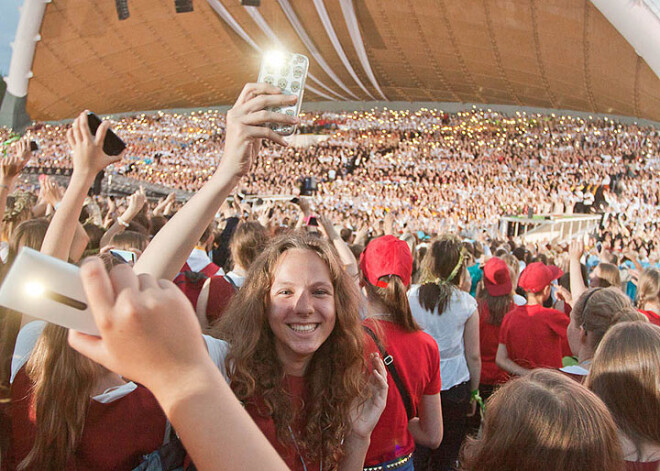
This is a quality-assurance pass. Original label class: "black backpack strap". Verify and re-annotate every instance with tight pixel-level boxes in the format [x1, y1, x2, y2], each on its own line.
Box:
[362, 325, 415, 420]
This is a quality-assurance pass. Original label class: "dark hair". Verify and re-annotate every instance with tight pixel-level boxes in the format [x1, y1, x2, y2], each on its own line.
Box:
[477, 284, 513, 326]
[364, 275, 420, 332]
[418, 235, 464, 314]
[230, 222, 269, 271]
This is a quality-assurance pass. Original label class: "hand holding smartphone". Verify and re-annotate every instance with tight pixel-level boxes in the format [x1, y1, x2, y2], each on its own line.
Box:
[257, 51, 309, 136]
[87, 112, 126, 156]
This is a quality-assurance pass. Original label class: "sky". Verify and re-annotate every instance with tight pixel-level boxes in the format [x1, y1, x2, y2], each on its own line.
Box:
[0, 0, 22, 77]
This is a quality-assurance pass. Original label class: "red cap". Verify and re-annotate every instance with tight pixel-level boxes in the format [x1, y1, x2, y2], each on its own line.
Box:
[518, 262, 563, 293]
[360, 235, 413, 288]
[483, 257, 512, 296]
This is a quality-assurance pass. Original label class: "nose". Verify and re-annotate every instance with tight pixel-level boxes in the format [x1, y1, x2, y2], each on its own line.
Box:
[294, 290, 314, 316]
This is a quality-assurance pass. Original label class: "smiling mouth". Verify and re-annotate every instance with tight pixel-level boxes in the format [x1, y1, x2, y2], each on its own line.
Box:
[288, 323, 319, 333]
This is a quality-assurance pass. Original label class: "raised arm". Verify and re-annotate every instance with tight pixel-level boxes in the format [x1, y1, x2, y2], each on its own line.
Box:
[569, 239, 587, 301]
[0, 138, 32, 237]
[40, 112, 122, 260]
[318, 215, 358, 278]
[100, 187, 146, 248]
[134, 83, 297, 280]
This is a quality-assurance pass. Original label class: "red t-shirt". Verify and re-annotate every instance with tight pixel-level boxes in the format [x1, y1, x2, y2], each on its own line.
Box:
[363, 319, 442, 466]
[244, 375, 320, 471]
[626, 460, 660, 471]
[9, 367, 167, 471]
[478, 303, 510, 385]
[499, 304, 571, 370]
[638, 309, 660, 327]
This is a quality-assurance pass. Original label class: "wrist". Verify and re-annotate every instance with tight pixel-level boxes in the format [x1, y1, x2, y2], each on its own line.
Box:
[70, 170, 97, 186]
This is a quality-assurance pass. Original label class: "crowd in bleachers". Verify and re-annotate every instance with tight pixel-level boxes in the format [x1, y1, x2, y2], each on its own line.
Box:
[0, 84, 658, 471]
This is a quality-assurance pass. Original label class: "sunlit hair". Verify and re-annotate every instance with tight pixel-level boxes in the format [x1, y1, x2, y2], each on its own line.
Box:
[636, 267, 660, 309]
[461, 369, 623, 471]
[593, 262, 621, 288]
[212, 233, 366, 468]
[2, 193, 36, 242]
[363, 275, 420, 332]
[19, 325, 101, 470]
[230, 221, 269, 271]
[6, 218, 49, 267]
[572, 288, 646, 351]
[110, 230, 149, 252]
[586, 322, 660, 457]
[418, 234, 465, 314]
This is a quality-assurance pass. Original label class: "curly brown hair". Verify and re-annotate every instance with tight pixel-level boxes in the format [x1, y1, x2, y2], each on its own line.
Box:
[212, 233, 366, 468]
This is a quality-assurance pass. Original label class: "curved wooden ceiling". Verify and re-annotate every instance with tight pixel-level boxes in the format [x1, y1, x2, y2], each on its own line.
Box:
[26, 0, 660, 121]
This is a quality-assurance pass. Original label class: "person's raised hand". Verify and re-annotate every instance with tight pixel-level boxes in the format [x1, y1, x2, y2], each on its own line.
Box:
[220, 83, 298, 180]
[42, 177, 65, 207]
[569, 239, 584, 260]
[124, 186, 146, 220]
[1, 137, 32, 184]
[68, 258, 209, 392]
[66, 111, 123, 181]
[348, 353, 388, 439]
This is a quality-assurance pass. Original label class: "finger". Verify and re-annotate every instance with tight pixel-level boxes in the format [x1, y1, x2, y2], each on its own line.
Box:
[245, 125, 288, 147]
[242, 110, 298, 127]
[66, 128, 75, 148]
[243, 94, 297, 113]
[68, 330, 107, 363]
[137, 273, 158, 291]
[95, 121, 110, 152]
[72, 115, 83, 144]
[236, 82, 285, 105]
[80, 111, 94, 143]
[80, 258, 115, 328]
[108, 263, 140, 297]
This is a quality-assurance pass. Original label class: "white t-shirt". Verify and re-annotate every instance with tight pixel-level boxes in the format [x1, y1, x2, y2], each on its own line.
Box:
[11, 321, 230, 402]
[408, 286, 477, 390]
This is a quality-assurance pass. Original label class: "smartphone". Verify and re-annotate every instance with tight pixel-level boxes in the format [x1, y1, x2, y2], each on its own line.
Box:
[257, 51, 309, 136]
[0, 247, 98, 336]
[290, 197, 299, 205]
[29, 141, 39, 152]
[87, 112, 127, 156]
[306, 215, 318, 227]
[110, 249, 136, 264]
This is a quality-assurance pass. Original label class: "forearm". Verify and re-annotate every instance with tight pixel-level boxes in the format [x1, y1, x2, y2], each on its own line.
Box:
[70, 222, 90, 262]
[100, 220, 125, 248]
[467, 356, 481, 391]
[337, 433, 370, 471]
[495, 349, 530, 376]
[134, 171, 239, 280]
[152, 363, 289, 471]
[569, 258, 586, 300]
[408, 418, 437, 448]
[41, 173, 93, 260]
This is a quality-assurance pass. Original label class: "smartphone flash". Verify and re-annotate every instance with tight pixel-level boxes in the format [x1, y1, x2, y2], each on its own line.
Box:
[25, 281, 45, 297]
[264, 50, 286, 68]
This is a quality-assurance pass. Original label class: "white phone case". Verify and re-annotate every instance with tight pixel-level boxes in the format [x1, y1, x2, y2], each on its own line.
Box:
[257, 52, 309, 136]
[0, 247, 98, 335]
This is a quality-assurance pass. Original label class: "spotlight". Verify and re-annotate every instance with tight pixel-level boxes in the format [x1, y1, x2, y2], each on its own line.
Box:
[175, 0, 193, 13]
[115, 0, 129, 20]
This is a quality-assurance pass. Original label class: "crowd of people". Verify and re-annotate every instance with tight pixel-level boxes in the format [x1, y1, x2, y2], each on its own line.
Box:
[0, 83, 658, 471]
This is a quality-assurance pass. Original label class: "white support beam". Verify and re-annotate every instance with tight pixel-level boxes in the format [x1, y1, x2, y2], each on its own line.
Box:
[591, 0, 660, 80]
[5, 0, 49, 97]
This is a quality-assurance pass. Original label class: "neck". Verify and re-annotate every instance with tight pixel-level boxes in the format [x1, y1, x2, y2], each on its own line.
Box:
[367, 298, 391, 320]
[642, 301, 660, 314]
[276, 344, 311, 377]
[526, 293, 546, 306]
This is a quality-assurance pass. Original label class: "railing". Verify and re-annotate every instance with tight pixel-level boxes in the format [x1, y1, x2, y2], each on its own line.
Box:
[500, 214, 602, 242]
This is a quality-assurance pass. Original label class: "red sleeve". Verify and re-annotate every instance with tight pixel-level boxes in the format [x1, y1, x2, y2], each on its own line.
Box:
[550, 310, 572, 357]
[423, 341, 442, 395]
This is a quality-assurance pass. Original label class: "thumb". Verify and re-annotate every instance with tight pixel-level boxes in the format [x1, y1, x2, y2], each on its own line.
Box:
[68, 329, 107, 365]
[80, 257, 115, 329]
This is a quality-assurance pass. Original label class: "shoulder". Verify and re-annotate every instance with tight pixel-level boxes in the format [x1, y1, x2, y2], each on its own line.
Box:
[454, 289, 477, 313]
[11, 320, 46, 384]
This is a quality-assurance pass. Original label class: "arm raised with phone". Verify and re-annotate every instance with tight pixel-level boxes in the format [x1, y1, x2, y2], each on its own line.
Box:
[134, 83, 297, 280]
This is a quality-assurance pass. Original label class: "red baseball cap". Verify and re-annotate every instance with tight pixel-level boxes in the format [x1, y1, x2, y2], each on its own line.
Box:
[518, 262, 563, 293]
[360, 235, 413, 288]
[483, 257, 512, 296]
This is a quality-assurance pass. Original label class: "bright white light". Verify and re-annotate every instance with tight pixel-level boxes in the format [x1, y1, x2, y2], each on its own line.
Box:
[264, 50, 286, 68]
[25, 281, 45, 297]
